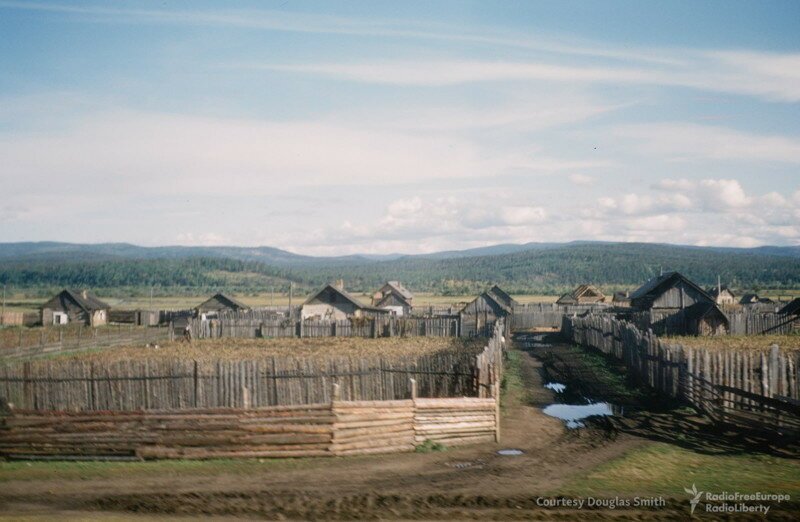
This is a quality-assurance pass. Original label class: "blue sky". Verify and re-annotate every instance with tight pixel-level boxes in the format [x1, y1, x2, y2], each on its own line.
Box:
[1, 0, 799, 254]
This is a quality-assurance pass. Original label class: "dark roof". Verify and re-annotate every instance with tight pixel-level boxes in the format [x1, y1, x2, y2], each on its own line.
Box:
[740, 293, 759, 304]
[630, 272, 712, 305]
[613, 291, 630, 301]
[197, 293, 249, 311]
[779, 298, 800, 315]
[482, 291, 513, 315]
[304, 284, 365, 309]
[489, 285, 517, 307]
[686, 301, 728, 321]
[48, 288, 111, 312]
[59, 289, 110, 312]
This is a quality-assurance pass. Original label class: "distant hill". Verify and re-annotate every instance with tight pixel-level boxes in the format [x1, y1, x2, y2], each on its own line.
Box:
[0, 241, 798, 296]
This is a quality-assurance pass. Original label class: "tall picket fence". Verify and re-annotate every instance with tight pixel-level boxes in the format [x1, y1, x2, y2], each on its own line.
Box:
[0, 321, 506, 412]
[563, 314, 800, 436]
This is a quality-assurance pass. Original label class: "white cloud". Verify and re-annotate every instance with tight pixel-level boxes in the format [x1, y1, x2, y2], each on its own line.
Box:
[697, 179, 750, 210]
[568, 174, 595, 186]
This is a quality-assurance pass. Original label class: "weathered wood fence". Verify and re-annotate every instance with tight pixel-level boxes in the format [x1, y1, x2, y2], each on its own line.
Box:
[189, 315, 462, 340]
[1, 326, 172, 361]
[625, 309, 797, 337]
[0, 321, 506, 412]
[510, 303, 607, 331]
[563, 314, 800, 436]
[0, 321, 505, 460]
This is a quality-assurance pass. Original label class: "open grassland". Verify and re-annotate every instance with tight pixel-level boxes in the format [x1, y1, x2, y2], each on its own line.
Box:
[665, 334, 800, 351]
[562, 442, 800, 498]
[0, 324, 150, 350]
[45, 336, 485, 363]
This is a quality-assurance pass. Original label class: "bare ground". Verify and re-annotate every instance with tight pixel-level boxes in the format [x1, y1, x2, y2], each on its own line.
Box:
[1, 333, 798, 520]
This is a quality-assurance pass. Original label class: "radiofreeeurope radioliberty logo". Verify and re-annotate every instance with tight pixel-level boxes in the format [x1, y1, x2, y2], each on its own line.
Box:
[684, 484, 790, 516]
[684, 484, 703, 515]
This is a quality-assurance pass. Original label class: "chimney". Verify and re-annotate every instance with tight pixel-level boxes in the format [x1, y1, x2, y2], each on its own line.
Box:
[335, 279, 345, 291]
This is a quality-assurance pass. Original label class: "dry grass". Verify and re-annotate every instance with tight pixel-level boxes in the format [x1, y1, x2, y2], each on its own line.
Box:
[49, 336, 486, 363]
[664, 334, 800, 352]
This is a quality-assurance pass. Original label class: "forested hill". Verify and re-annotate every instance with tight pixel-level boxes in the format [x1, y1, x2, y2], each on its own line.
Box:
[0, 241, 798, 296]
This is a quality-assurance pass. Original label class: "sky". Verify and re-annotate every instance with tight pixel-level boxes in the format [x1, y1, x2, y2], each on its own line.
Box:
[1, 0, 799, 255]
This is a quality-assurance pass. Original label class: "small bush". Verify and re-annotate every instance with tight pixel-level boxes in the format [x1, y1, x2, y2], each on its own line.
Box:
[415, 439, 447, 453]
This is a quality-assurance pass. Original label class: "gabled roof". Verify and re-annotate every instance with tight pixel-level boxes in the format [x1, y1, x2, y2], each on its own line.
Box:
[375, 288, 412, 308]
[630, 272, 712, 304]
[686, 301, 728, 322]
[48, 289, 110, 313]
[557, 284, 605, 304]
[482, 291, 513, 315]
[740, 293, 760, 304]
[197, 293, 249, 311]
[381, 281, 413, 300]
[304, 284, 365, 309]
[489, 285, 517, 307]
[779, 298, 800, 316]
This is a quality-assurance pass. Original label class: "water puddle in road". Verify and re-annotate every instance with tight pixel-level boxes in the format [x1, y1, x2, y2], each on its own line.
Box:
[542, 382, 620, 429]
[496, 449, 524, 456]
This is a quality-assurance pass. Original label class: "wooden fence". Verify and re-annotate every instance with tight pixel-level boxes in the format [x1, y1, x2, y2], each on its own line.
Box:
[0, 321, 505, 460]
[0, 326, 172, 361]
[188, 315, 461, 340]
[0, 321, 506, 412]
[624, 309, 797, 337]
[510, 303, 607, 331]
[563, 314, 800, 436]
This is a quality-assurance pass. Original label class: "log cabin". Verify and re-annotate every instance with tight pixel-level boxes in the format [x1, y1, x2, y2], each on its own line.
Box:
[41, 289, 110, 326]
[556, 284, 606, 305]
[302, 283, 389, 321]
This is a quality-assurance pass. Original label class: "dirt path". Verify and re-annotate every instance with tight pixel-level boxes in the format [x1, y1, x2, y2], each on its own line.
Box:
[2, 334, 779, 520]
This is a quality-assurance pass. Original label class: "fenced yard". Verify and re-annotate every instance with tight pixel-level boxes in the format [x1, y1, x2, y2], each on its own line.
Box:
[0, 321, 505, 460]
[563, 314, 800, 437]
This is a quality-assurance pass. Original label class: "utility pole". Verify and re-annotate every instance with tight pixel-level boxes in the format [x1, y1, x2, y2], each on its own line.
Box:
[1, 283, 5, 324]
[271, 286, 274, 307]
[289, 282, 293, 319]
[149, 286, 154, 311]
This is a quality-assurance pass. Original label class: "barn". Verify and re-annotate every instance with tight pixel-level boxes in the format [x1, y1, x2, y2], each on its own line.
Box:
[556, 284, 606, 305]
[41, 289, 110, 327]
[630, 272, 721, 335]
[195, 293, 249, 317]
[489, 285, 518, 308]
[302, 283, 388, 321]
[779, 298, 800, 317]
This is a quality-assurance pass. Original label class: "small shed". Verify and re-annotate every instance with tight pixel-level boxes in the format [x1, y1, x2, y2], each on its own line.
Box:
[706, 285, 736, 306]
[41, 289, 110, 326]
[460, 289, 512, 335]
[302, 283, 388, 321]
[686, 302, 730, 336]
[488, 285, 518, 308]
[195, 293, 249, 316]
[556, 284, 606, 305]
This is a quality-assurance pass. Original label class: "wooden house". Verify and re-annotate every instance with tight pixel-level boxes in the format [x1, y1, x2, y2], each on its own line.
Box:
[195, 293, 249, 317]
[706, 285, 736, 306]
[372, 281, 413, 305]
[556, 284, 606, 305]
[374, 288, 413, 316]
[302, 283, 388, 321]
[41, 289, 110, 326]
[460, 289, 513, 335]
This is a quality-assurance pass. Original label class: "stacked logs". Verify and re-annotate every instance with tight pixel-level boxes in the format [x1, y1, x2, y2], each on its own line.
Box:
[330, 400, 416, 456]
[0, 404, 335, 460]
[413, 397, 497, 446]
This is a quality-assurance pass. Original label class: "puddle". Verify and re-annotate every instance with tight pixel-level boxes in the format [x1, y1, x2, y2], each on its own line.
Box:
[496, 449, 524, 456]
[541, 382, 621, 429]
[542, 402, 617, 429]
[544, 382, 566, 393]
